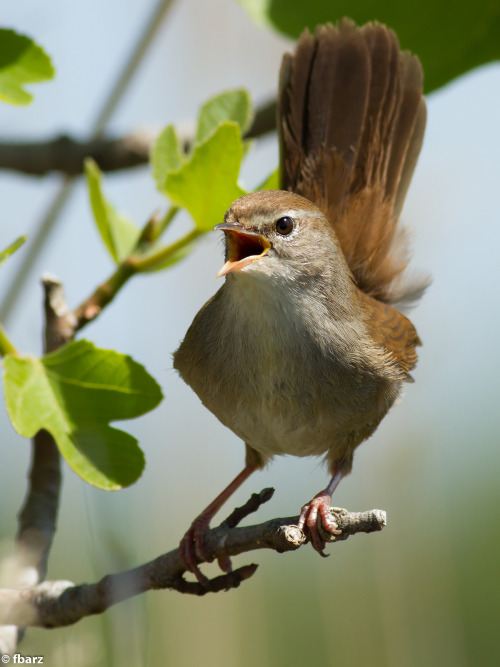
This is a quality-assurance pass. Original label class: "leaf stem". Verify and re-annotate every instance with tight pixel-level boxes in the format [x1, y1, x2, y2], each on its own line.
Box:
[132, 227, 203, 272]
[157, 205, 180, 237]
[72, 210, 195, 331]
[135, 206, 180, 250]
[0, 323, 17, 356]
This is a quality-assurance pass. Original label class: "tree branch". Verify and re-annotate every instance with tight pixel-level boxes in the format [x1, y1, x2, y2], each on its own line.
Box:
[0, 100, 277, 177]
[0, 492, 386, 628]
[16, 279, 74, 573]
[0, 277, 74, 653]
[0, 132, 156, 177]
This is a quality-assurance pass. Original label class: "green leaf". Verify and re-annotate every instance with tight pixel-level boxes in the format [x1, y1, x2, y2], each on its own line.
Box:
[85, 158, 140, 263]
[238, 1, 500, 93]
[165, 122, 246, 232]
[151, 125, 184, 193]
[0, 29, 54, 105]
[152, 91, 253, 194]
[256, 167, 279, 191]
[3, 340, 163, 490]
[0, 236, 27, 267]
[196, 89, 253, 145]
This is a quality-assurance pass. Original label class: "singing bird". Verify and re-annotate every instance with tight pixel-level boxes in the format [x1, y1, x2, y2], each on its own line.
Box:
[174, 19, 428, 580]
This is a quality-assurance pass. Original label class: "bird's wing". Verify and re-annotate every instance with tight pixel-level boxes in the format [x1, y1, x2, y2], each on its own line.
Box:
[359, 288, 421, 379]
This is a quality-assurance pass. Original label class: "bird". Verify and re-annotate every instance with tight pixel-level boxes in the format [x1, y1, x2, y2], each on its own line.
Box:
[173, 18, 428, 581]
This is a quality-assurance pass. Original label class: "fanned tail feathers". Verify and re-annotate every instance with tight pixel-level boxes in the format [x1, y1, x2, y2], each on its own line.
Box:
[279, 19, 429, 307]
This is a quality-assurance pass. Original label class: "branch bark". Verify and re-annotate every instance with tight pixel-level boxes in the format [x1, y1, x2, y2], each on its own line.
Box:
[0, 277, 75, 654]
[0, 494, 386, 629]
[16, 279, 74, 569]
[0, 132, 156, 176]
[0, 100, 277, 177]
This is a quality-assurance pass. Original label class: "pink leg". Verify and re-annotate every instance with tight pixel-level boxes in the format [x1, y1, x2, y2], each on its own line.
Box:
[297, 469, 344, 554]
[179, 463, 256, 582]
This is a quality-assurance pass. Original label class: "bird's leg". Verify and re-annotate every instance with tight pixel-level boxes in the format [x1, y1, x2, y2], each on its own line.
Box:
[179, 463, 256, 582]
[298, 469, 344, 555]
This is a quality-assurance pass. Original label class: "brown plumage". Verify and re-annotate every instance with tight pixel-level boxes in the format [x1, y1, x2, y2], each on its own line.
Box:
[174, 20, 428, 580]
[279, 19, 427, 306]
[278, 19, 427, 379]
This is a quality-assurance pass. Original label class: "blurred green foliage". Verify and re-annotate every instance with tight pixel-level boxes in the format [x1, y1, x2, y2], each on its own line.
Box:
[0, 236, 27, 266]
[240, 0, 500, 92]
[0, 28, 54, 105]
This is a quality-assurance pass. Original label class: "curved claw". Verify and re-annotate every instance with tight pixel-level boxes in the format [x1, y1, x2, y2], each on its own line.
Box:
[217, 555, 233, 572]
[298, 489, 342, 555]
[178, 464, 257, 583]
[179, 518, 234, 583]
[179, 518, 212, 583]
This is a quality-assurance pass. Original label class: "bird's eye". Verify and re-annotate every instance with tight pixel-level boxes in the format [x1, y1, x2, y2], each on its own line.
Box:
[275, 216, 294, 235]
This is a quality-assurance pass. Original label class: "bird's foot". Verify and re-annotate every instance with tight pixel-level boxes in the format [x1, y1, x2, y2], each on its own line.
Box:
[178, 464, 258, 584]
[297, 489, 342, 555]
[179, 515, 232, 584]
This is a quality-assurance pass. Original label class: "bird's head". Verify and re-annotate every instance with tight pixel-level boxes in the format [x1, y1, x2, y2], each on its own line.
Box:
[215, 190, 347, 283]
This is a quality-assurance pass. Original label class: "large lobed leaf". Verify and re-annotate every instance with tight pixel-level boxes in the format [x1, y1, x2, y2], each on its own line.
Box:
[0, 29, 54, 105]
[196, 89, 254, 145]
[152, 89, 252, 196]
[256, 167, 279, 192]
[239, 0, 500, 93]
[3, 340, 163, 490]
[164, 122, 246, 232]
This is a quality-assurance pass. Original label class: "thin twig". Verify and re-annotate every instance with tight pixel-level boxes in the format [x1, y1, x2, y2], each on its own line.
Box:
[0, 497, 386, 628]
[131, 227, 201, 273]
[71, 261, 137, 333]
[221, 487, 275, 530]
[71, 207, 189, 333]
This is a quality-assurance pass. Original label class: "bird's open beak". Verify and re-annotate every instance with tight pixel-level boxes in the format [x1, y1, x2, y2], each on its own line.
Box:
[214, 222, 271, 278]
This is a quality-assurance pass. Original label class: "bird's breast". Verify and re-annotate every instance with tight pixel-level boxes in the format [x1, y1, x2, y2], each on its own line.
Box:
[174, 273, 400, 461]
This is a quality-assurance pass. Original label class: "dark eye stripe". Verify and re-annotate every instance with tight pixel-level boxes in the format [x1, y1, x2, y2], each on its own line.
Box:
[275, 216, 294, 235]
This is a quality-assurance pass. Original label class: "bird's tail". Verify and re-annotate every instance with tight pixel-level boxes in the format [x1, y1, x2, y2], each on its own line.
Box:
[278, 19, 429, 307]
